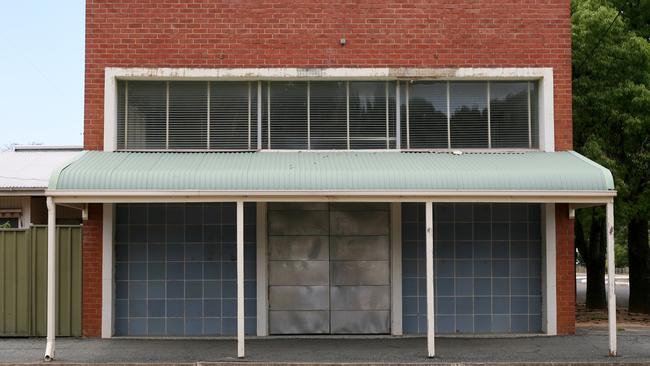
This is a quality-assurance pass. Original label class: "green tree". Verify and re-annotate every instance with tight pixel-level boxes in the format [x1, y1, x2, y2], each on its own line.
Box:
[572, 0, 650, 313]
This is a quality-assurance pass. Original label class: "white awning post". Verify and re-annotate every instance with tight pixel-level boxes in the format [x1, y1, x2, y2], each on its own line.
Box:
[236, 201, 245, 358]
[606, 202, 617, 356]
[425, 201, 435, 357]
[44, 197, 56, 361]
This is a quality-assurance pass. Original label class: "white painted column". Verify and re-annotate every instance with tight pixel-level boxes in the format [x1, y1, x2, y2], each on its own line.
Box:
[606, 202, 617, 356]
[425, 201, 435, 358]
[542, 204, 557, 335]
[101, 204, 114, 338]
[256, 202, 268, 336]
[236, 201, 245, 358]
[44, 197, 56, 361]
[390, 202, 403, 335]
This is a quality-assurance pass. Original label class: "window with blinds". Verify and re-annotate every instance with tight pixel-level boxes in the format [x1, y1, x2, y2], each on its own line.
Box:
[116, 80, 539, 151]
[400, 80, 539, 149]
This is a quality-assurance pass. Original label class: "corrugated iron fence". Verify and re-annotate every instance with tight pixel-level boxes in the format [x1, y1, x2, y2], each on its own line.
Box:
[0, 226, 82, 337]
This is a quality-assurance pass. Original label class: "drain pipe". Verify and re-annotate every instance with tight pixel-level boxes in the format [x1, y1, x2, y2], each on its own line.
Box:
[44, 197, 56, 361]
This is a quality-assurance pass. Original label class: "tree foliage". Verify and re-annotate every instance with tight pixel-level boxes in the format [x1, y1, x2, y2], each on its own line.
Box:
[572, 0, 650, 313]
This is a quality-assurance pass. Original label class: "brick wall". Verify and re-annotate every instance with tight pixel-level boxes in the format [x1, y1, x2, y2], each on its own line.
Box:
[82, 204, 103, 337]
[84, 0, 572, 151]
[555, 203, 575, 334]
[83, 0, 574, 337]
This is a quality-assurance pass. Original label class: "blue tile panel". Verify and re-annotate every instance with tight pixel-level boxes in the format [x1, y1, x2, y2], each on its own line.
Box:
[402, 203, 542, 334]
[114, 203, 257, 336]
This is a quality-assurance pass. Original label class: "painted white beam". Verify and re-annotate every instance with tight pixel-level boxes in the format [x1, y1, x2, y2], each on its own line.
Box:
[390, 202, 403, 335]
[236, 201, 245, 358]
[48, 190, 617, 205]
[256, 202, 268, 336]
[101, 204, 114, 338]
[542, 204, 557, 335]
[44, 197, 56, 361]
[425, 201, 435, 357]
[606, 202, 617, 356]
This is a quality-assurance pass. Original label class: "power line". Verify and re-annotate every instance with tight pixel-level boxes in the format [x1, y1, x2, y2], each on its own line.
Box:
[576, 10, 623, 72]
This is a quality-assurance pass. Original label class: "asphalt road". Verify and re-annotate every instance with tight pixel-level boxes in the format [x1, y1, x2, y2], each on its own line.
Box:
[1, 329, 649, 364]
[576, 274, 629, 308]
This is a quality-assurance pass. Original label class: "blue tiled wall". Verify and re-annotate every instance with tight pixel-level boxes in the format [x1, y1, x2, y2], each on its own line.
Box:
[114, 203, 257, 336]
[402, 203, 542, 334]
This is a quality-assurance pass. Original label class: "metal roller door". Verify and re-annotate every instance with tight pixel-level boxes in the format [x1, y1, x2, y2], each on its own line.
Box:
[268, 203, 391, 334]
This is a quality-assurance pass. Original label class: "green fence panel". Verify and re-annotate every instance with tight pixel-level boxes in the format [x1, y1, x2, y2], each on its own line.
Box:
[31, 226, 83, 337]
[0, 226, 82, 337]
[0, 229, 31, 336]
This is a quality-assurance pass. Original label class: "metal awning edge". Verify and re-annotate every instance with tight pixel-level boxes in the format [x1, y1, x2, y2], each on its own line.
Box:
[568, 151, 615, 189]
[48, 151, 88, 189]
[47, 188, 616, 204]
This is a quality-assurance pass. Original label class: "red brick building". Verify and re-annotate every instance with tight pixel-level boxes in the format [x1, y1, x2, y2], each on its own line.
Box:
[41, 0, 618, 360]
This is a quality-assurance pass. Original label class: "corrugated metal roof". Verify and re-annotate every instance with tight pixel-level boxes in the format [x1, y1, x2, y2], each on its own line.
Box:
[49, 151, 614, 193]
[0, 150, 83, 190]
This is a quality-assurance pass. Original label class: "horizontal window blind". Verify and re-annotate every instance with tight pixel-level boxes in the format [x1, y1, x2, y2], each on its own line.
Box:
[406, 81, 448, 149]
[349, 81, 390, 149]
[210, 81, 257, 150]
[169, 82, 207, 149]
[310, 81, 347, 149]
[268, 81, 308, 149]
[116, 80, 540, 151]
[116, 81, 126, 149]
[126, 81, 167, 149]
[490, 82, 529, 148]
[450, 82, 489, 148]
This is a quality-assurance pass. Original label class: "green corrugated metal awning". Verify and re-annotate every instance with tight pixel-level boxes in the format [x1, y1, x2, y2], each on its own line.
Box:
[48, 151, 614, 200]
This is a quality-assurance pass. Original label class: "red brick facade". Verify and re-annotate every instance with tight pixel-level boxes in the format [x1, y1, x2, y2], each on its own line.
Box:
[84, 0, 572, 151]
[83, 1, 574, 336]
[82, 204, 103, 337]
[555, 203, 576, 335]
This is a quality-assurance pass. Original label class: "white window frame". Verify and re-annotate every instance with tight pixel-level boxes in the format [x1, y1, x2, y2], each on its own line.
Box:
[104, 67, 555, 152]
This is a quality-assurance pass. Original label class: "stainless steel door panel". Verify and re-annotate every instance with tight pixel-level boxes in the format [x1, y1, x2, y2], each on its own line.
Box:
[267, 202, 393, 335]
[330, 310, 390, 334]
[330, 211, 389, 235]
[269, 235, 329, 260]
[269, 286, 329, 311]
[330, 236, 389, 261]
[269, 311, 330, 334]
[330, 261, 390, 285]
[268, 211, 329, 235]
[330, 285, 390, 310]
[269, 260, 329, 286]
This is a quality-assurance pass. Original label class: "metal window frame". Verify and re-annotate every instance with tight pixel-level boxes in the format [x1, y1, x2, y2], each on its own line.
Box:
[528, 81, 533, 149]
[396, 81, 401, 150]
[346, 81, 350, 150]
[248, 81, 252, 150]
[116, 77, 543, 153]
[207, 81, 211, 150]
[307, 81, 311, 150]
[165, 81, 170, 149]
[124, 81, 129, 149]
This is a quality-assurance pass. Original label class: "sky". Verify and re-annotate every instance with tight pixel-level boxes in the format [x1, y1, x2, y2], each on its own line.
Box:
[0, 1, 85, 148]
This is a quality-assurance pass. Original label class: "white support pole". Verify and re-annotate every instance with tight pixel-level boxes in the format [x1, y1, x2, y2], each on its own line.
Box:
[44, 197, 56, 361]
[606, 202, 617, 357]
[236, 201, 245, 358]
[256, 202, 269, 336]
[390, 202, 403, 335]
[425, 201, 435, 358]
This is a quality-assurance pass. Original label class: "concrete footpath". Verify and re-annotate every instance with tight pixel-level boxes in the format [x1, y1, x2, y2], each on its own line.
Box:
[1, 329, 649, 365]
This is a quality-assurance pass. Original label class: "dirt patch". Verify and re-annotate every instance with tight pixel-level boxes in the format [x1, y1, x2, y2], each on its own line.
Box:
[576, 304, 650, 329]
